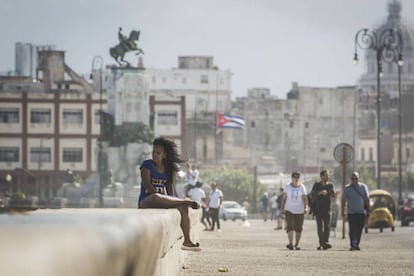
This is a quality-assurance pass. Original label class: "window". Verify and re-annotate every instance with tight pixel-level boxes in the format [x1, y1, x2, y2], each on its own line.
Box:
[0, 147, 19, 162]
[0, 108, 19, 123]
[157, 111, 178, 125]
[31, 108, 51, 123]
[31, 147, 51, 162]
[201, 75, 208, 84]
[361, 148, 365, 161]
[63, 148, 83, 162]
[63, 109, 83, 124]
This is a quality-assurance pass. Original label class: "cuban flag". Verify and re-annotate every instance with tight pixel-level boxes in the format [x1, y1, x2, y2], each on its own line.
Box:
[216, 113, 245, 129]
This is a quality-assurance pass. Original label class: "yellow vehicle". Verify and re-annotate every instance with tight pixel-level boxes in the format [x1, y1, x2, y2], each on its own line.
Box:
[365, 189, 396, 233]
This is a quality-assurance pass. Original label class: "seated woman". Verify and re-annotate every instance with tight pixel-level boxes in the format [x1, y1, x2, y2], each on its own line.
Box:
[138, 137, 201, 251]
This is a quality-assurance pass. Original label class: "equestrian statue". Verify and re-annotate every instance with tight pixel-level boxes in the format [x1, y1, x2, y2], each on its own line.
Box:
[109, 27, 144, 67]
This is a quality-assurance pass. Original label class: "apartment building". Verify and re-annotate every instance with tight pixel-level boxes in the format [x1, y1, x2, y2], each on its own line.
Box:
[0, 50, 105, 200]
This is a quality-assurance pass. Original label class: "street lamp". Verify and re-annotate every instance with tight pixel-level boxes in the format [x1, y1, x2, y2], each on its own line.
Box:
[396, 51, 404, 204]
[91, 55, 104, 207]
[354, 28, 403, 189]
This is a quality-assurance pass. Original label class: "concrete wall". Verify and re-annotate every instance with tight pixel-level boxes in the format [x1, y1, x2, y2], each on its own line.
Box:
[0, 208, 201, 276]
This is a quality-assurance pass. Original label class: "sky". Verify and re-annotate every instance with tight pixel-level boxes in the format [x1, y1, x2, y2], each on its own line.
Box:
[1, 0, 414, 99]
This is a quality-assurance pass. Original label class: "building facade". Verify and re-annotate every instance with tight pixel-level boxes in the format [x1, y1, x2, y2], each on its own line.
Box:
[0, 50, 105, 200]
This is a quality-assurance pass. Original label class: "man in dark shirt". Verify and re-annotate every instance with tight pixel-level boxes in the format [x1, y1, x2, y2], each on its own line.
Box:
[310, 170, 335, 250]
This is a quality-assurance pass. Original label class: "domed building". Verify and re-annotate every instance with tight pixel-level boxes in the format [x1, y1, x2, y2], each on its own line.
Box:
[358, 0, 414, 102]
[356, 0, 414, 183]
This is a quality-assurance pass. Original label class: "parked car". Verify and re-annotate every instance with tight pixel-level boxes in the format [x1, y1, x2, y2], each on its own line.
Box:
[399, 197, 414, 227]
[219, 201, 247, 221]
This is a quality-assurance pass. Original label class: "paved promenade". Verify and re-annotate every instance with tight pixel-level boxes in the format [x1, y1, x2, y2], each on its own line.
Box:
[181, 218, 414, 276]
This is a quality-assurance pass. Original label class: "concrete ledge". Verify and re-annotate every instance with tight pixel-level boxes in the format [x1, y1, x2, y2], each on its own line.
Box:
[0, 208, 201, 276]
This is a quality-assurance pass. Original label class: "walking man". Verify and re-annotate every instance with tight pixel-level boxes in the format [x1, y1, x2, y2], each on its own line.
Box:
[341, 171, 370, 251]
[208, 182, 223, 232]
[310, 170, 335, 250]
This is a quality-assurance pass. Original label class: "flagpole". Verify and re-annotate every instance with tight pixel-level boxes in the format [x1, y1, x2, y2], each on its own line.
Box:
[215, 70, 219, 162]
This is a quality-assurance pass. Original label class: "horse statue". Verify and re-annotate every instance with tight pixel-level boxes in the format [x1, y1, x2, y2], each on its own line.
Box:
[109, 27, 144, 67]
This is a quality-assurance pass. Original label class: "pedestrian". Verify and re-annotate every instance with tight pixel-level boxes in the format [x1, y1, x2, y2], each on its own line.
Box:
[208, 182, 223, 232]
[330, 191, 340, 237]
[281, 171, 308, 250]
[310, 169, 335, 250]
[260, 192, 269, 222]
[184, 163, 195, 197]
[138, 137, 201, 252]
[269, 192, 278, 222]
[276, 187, 284, 230]
[341, 171, 370, 251]
[188, 181, 211, 230]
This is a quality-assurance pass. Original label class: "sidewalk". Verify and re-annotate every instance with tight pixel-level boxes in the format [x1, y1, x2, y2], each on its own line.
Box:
[180, 219, 414, 275]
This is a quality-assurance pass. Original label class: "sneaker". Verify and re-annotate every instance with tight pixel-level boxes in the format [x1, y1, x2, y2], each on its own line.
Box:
[286, 244, 294, 250]
[181, 242, 201, 252]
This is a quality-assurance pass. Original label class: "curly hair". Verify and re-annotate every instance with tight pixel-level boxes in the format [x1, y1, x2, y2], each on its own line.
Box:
[153, 137, 185, 184]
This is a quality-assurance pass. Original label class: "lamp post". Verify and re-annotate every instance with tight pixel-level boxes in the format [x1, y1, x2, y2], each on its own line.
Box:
[91, 55, 104, 207]
[397, 50, 404, 204]
[354, 28, 403, 189]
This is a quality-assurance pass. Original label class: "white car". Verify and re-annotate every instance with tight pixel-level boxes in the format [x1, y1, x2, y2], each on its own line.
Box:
[219, 201, 248, 221]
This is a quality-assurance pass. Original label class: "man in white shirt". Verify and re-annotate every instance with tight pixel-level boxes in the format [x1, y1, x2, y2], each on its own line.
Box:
[208, 182, 223, 232]
[188, 181, 211, 230]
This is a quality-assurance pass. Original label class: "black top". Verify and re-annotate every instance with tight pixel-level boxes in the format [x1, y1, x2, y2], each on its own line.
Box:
[310, 182, 335, 215]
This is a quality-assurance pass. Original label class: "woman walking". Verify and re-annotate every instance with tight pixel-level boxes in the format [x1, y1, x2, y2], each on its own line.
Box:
[281, 171, 308, 250]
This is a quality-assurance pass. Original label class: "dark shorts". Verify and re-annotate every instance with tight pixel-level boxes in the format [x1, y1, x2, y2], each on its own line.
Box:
[285, 211, 304, 232]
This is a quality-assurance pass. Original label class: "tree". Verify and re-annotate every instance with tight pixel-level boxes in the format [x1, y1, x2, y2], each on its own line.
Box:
[200, 166, 265, 206]
[110, 122, 154, 147]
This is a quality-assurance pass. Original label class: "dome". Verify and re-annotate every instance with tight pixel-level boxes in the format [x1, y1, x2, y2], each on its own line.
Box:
[358, 0, 414, 96]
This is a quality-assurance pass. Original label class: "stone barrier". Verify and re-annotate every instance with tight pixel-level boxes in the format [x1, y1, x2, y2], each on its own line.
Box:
[0, 208, 201, 276]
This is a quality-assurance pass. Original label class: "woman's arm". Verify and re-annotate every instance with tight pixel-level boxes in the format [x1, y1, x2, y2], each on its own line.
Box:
[141, 167, 156, 194]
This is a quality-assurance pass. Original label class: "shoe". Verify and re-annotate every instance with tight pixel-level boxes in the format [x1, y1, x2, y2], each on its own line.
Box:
[324, 243, 332, 249]
[181, 242, 201, 252]
[294, 245, 301, 250]
[349, 247, 358, 251]
[355, 246, 360, 251]
[190, 201, 201, 209]
[317, 246, 322, 250]
[286, 244, 294, 250]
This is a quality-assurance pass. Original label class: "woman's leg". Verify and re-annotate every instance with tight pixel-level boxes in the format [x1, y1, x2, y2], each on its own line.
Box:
[177, 205, 193, 245]
[140, 194, 200, 247]
[139, 193, 197, 209]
